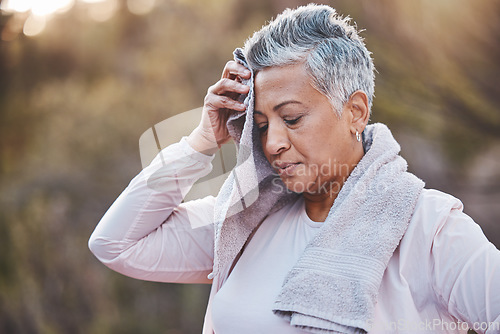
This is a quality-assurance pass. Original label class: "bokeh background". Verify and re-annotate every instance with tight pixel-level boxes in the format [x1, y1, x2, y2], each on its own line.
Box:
[1, 0, 499, 333]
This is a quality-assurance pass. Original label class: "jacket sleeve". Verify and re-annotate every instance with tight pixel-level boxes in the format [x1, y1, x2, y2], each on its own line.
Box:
[88, 137, 216, 284]
[430, 192, 500, 333]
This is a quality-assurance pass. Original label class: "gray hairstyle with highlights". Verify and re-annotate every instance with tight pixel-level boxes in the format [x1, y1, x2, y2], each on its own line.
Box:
[243, 4, 375, 116]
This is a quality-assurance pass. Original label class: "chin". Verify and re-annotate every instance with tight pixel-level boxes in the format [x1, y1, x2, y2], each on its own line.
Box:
[282, 177, 316, 194]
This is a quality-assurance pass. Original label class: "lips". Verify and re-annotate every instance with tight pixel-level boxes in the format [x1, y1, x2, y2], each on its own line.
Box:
[273, 161, 300, 176]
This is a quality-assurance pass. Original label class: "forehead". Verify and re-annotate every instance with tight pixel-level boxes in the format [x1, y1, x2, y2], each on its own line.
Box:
[253, 63, 323, 114]
[254, 63, 311, 94]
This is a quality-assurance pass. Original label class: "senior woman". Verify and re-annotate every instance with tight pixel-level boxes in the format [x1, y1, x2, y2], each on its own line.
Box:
[89, 4, 500, 334]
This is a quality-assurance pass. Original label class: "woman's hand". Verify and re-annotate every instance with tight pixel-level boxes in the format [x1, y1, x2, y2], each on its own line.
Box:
[187, 60, 251, 155]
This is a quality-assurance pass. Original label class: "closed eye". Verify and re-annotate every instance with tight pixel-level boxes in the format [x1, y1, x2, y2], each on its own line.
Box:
[257, 123, 268, 133]
[284, 116, 302, 125]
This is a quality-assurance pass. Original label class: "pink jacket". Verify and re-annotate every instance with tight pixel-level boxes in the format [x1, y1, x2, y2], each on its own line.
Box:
[89, 138, 500, 333]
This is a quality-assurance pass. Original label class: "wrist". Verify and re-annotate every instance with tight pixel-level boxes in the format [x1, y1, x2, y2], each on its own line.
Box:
[187, 127, 219, 156]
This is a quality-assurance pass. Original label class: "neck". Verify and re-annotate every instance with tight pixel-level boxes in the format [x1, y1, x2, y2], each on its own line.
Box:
[303, 192, 338, 222]
[303, 142, 364, 222]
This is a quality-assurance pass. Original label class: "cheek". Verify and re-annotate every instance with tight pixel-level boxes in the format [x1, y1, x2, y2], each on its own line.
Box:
[261, 139, 272, 163]
[300, 137, 345, 175]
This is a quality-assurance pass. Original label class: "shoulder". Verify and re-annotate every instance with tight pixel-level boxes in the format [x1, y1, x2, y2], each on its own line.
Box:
[382, 189, 500, 328]
[401, 188, 492, 279]
[399, 188, 492, 274]
[405, 192, 500, 325]
[414, 187, 490, 247]
[405, 189, 467, 241]
[414, 188, 464, 218]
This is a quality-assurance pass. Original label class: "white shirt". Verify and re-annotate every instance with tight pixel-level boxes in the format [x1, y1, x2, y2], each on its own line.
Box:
[212, 196, 323, 333]
[89, 138, 500, 334]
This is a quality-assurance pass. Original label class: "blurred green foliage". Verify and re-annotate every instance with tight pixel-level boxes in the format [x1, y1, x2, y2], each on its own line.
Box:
[0, 0, 499, 333]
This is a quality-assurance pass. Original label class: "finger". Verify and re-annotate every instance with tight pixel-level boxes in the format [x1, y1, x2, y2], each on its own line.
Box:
[209, 78, 250, 96]
[222, 60, 250, 78]
[216, 95, 247, 112]
[221, 60, 251, 80]
[205, 94, 247, 112]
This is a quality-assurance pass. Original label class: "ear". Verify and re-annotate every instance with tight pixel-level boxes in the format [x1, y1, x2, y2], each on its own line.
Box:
[343, 90, 370, 134]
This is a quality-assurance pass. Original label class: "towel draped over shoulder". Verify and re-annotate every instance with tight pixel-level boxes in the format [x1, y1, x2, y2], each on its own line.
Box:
[209, 48, 425, 334]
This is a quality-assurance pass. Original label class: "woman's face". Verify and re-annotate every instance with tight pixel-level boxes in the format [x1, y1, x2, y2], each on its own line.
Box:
[253, 63, 362, 195]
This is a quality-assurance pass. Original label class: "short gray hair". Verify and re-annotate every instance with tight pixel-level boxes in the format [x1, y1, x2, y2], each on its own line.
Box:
[243, 4, 375, 116]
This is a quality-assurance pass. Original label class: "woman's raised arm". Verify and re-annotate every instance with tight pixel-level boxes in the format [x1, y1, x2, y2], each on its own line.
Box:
[89, 60, 250, 284]
[88, 138, 217, 284]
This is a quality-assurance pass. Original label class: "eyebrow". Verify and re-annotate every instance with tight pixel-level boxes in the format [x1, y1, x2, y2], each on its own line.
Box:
[254, 100, 303, 115]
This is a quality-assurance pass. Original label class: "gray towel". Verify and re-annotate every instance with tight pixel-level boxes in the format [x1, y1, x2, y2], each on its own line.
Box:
[211, 48, 424, 334]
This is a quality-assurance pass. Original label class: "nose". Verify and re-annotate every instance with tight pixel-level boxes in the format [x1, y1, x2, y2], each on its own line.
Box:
[264, 122, 290, 156]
